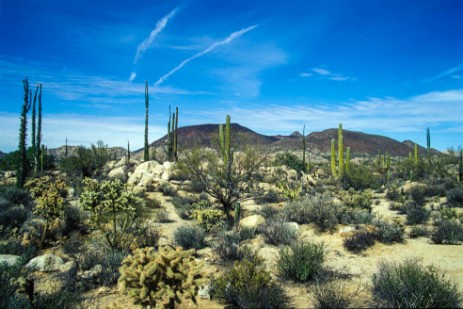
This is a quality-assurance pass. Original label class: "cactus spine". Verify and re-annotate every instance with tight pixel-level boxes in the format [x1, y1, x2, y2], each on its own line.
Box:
[330, 138, 337, 177]
[338, 123, 344, 178]
[144, 81, 149, 161]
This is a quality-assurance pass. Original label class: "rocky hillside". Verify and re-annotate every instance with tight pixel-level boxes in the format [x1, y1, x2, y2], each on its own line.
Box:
[141, 124, 439, 157]
[47, 145, 127, 160]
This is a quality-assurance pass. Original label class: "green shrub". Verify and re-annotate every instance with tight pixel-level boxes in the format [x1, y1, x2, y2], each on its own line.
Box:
[312, 280, 358, 309]
[373, 218, 404, 244]
[159, 182, 176, 196]
[214, 229, 241, 261]
[213, 255, 289, 308]
[278, 241, 324, 282]
[343, 164, 379, 190]
[409, 225, 430, 238]
[446, 188, 463, 207]
[343, 226, 376, 252]
[372, 259, 462, 308]
[341, 210, 374, 225]
[431, 220, 463, 245]
[174, 225, 206, 250]
[190, 208, 226, 231]
[258, 204, 280, 220]
[173, 196, 198, 220]
[273, 152, 306, 173]
[260, 218, 298, 246]
[153, 208, 170, 223]
[0, 185, 31, 205]
[405, 201, 430, 225]
[341, 189, 373, 211]
[285, 193, 341, 232]
[385, 186, 402, 202]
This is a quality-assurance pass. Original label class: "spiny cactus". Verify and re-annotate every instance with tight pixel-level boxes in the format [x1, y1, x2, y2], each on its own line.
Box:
[414, 143, 418, 165]
[338, 123, 344, 178]
[118, 245, 206, 308]
[345, 146, 351, 174]
[302, 125, 308, 173]
[234, 202, 241, 228]
[144, 81, 150, 161]
[459, 149, 463, 182]
[127, 140, 130, 164]
[167, 106, 179, 161]
[426, 128, 431, 163]
[330, 138, 337, 177]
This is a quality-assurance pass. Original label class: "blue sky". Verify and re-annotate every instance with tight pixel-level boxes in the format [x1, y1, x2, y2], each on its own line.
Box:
[1, 0, 462, 152]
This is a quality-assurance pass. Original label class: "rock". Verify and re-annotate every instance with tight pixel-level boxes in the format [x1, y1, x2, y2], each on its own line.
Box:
[339, 226, 356, 237]
[80, 264, 103, 279]
[0, 254, 21, 266]
[198, 285, 211, 300]
[59, 260, 78, 278]
[108, 166, 127, 180]
[26, 254, 64, 272]
[115, 156, 127, 168]
[401, 182, 427, 194]
[97, 286, 111, 295]
[4, 171, 16, 178]
[287, 222, 300, 231]
[161, 170, 172, 181]
[239, 215, 266, 229]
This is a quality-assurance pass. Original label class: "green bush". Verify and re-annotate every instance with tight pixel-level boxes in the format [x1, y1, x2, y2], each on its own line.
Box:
[174, 225, 206, 250]
[173, 196, 198, 220]
[285, 193, 341, 232]
[409, 225, 430, 238]
[278, 241, 324, 282]
[341, 189, 373, 211]
[431, 220, 463, 245]
[190, 208, 226, 231]
[62, 141, 111, 178]
[260, 218, 298, 246]
[372, 259, 462, 308]
[159, 182, 176, 196]
[343, 164, 380, 190]
[373, 218, 404, 244]
[405, 201, 430, 225]
[341, 210, 374, 225]
[446, 188, 463, 207]
[343, 227, 376, 252]
[214, 229, 241, 261]
[273, 152, 306, 173]
[213, 254, 289, 308]
[312, 280, 358, 309]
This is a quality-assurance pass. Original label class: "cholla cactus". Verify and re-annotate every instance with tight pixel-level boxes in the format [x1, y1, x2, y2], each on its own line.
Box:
[118, 245, 206, 308]
[80, 178, 143, 249]
[24, 176, 68, 248]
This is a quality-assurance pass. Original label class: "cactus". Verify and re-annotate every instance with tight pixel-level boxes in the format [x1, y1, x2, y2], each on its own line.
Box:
[414, 143, 418, 165]
[459, 149, 463, 182]
[118, 245, 206, 308]
[302, 125, 307, 173]
[338, 123, 344, 178]
[426, 128, 432, 164]
[127, 140, 130, 163]
[17, 79, 33, 187]
[219, 115, 232, 177]
[167, 106, 179, 161]
[144, 81, 149, 161]
[330, 138, 337, 177]
[41, 145, 45, 173]
[345, 146, 351, 174]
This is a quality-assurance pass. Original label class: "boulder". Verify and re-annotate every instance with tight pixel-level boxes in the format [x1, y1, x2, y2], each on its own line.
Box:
[108, 166, 127, 180]
[0, 254, 21, 266]
[26, 254, 64, 272]
[239, 215, 266, 229]
[4, 171, 16, 178]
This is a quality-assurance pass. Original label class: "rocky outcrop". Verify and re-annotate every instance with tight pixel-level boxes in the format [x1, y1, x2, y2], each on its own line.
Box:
[26, 254, 64, 272]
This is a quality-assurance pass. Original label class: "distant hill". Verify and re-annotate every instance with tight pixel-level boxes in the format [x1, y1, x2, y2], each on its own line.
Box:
[137, 123, 440, 157]
[47, 145, 127, 160]
[0, 151, 6, 159]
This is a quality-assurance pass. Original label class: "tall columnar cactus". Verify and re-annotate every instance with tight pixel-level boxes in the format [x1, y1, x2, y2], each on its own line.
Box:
[17, 79, 33, 187]
[219, 115, 232, 167]
[459, 149, 463, 182]
[414, 143, 418, 166]
[302, 125, 307, 173]
[330, 138, 337, 177]
[31, 84, 43, 175]
[234, 202, 241, 227]
[144, 81, 150, 161]
[338, 123, 344, 178]
[118, 246, 206, 308]
[166, 106, 179, 161]
[345, 146, 351, 174]
[127, 140, 130, 163]
[426, 128, 431, 163]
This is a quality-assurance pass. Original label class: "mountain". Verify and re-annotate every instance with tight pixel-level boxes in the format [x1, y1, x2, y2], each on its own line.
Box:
[0, 151, 6, 159]
[142, 123, 440, 157]
[47, 145, 127, 160]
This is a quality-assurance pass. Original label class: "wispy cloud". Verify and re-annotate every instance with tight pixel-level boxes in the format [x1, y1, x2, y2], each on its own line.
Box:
[129, 7, 179, 82]
[153, 25, 258, 88]
[426, 63, 463, 82]
[300, 67, 356, 81]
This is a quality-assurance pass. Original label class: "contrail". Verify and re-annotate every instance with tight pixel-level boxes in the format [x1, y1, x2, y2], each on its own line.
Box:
[129, 7, 179, 82]
[154, 25, 258, 87]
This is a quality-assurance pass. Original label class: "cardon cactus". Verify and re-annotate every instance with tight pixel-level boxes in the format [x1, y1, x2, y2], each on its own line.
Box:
[118, 245, 206, 308]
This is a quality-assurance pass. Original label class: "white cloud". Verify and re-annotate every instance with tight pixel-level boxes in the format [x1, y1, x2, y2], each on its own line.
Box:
[312, 68, 330, 75]
[153, 25, 258, 88]
[300, 72, 313, 77]
[301, 67, 356, 82]
[426, 63, 463, 82]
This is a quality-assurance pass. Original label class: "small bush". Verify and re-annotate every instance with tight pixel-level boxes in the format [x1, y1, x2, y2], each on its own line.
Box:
[385, 186, 401, 202]
[153, 208, 170, 223]
[431, 220, 463, 245]
[278, 241, 324, 282]
[372, 259, 463, 308]
[62, 205, 86, 235]
[0, 185, 31, 206]
[214, 229, 241, 261]
[258, 204, 280, 220]
[190, 208, 226, 231]
[389, 201, 405, 213]
[312, 280, 358, 309]
[341, 210, 374, 225]
[285, 193, 341, 232]
[343, 164, 380, 190]
[343, 227, 376, 252]
[409, 225, 430, 238]
[238, 226, 256, 241]
[273, 152, 306, 173]
[173, 225, 206, 250]
[212, 255, 290, 308]
[159, 182, 176, 196]
[447, 187, 463, 207]
[373, 218, 404, 244]
[405, 201, 430, 225]
[259, 189, 282, 203]
[341, 189, 373, 211]
[131, 222, 161, 248]
[260, 218, 298, 246]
